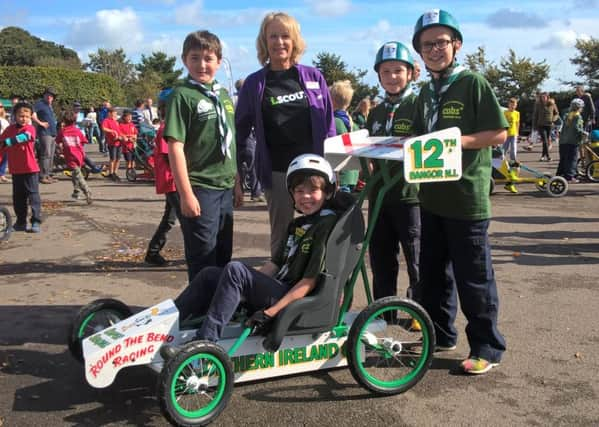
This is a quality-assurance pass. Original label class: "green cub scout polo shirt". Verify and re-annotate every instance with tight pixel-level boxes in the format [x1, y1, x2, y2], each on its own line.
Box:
[413, 70, 508, 220]
[273, 210, 338, 286]
[366, 94, 419, 205]
[164, 80, 237, 189]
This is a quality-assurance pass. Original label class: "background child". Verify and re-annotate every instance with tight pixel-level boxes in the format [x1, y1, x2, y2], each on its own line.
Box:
[330, 79, 359, 193]
[164, 30, 242, 281]
[557, 98, 587, 183]
[56, 110, 93, 204]
[102, 108, 121, 181]
[161, 154, 339, 355]
[119, 110, 137, 172]
[503, 97, 520, 164]
[145, 89, 181, 266]
[366, 41, 421, 301]
[0, 102, 42, 233]
[412, 9, 507, 374]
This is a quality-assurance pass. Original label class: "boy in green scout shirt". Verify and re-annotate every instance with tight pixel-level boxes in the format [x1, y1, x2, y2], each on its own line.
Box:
[411, 9, 507, 374]
[366, 41, 421, 302]
[160, 154, 339, 351]
[165, 30, 243, 282]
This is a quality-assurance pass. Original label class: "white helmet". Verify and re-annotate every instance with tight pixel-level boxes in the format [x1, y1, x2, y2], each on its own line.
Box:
[571, 98, 585, 109]
[286, 154, 336, 194]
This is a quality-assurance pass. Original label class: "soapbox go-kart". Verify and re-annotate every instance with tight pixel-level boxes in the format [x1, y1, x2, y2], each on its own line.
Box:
[67, 127, 463, 426]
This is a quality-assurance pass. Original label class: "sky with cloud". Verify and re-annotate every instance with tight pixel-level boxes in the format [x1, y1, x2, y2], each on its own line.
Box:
[1, 0, 597, 95]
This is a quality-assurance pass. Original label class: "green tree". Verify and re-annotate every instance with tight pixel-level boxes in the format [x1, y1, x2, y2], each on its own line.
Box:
[86, 48, 135, 87]
[464, 47, 549, 104]
[312, 52, 378, 110]
[568, 37, 599, 91]
[0, 26, 81, 68]
[135, 51, 183, 88]
[124, 71, 163, 105]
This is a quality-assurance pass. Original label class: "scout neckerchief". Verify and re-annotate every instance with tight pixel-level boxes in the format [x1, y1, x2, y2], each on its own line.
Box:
[275, 209, 335, 282]
[424, 62, 466, 132]
[334, 110, 352, 132]
[384, 86, 413, 136]
[188, 78, 232, 158]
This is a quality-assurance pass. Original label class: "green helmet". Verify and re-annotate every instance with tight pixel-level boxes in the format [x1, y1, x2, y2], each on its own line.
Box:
[374, 41, 414, 72]
[412, 9, 463, 53]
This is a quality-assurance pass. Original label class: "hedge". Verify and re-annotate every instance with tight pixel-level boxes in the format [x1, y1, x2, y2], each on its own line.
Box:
[0, 66, 125, 110]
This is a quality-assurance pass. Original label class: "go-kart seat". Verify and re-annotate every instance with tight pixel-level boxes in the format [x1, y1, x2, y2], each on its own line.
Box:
[262, 195, 365, 352]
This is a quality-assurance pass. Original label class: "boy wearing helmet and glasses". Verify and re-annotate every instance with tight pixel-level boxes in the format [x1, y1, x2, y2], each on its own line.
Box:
[161, 154, 339, 355]
[411, 9, 507, 374]
[366, 41, 421, 303]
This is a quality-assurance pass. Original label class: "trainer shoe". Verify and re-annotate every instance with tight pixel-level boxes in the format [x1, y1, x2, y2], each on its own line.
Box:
[86, 192, 93, 205]
[460, 357, 499, 375]
[29, 222, 41, 233]
[435, 343, 457, 352]
[145, 253, 167, 266]
[71, 192, 85, 200]
[40, 176, 53, 184]
[159, 344, 181, 361]
[12, 223, 27, 232]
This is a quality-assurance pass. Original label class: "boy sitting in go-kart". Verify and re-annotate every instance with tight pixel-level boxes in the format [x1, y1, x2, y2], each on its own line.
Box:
[161, 154, 342, 358]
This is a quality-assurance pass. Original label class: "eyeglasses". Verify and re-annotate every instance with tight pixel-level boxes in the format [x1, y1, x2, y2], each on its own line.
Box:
[420, 39, 455, 53]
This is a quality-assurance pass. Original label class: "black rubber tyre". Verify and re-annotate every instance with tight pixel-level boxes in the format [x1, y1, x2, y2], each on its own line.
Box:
[489, 178, 495, 195]
[126, 168, 137, 182]
[347, 297, 435, 395]
[67, 298, 132, 362]
[158, 341, 234, 427]
[546, 176, 568, 197]
[585, 160, 599, 183]
[0, 206, 12, 241]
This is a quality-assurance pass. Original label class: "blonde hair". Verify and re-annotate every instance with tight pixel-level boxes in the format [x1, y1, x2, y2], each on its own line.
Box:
[357, 97, 370, 114]
[330, 80, 354, 111]
[256, 12, 306, 66]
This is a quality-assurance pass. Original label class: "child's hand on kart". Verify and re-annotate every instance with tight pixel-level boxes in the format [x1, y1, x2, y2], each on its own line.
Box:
[245, 310, 274, 335]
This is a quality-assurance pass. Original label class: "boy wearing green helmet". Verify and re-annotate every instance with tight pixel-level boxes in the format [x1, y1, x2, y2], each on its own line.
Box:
[366, 41, 420, 303]
[412, 9, 507, 374]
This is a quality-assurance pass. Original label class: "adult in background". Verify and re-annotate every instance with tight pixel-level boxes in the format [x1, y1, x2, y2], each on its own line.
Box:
[97, 100, 111, 153]
[235, 11, 335, 258]
[235, 78, 265, 202]
[143, 97, 158, 126]
[575, 86, 595, 132]
[532, 92, 559, 161]
[32, 87, 58, 184]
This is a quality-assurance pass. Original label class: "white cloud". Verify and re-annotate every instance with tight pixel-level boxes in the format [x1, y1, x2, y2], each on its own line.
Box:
[65, 8, 143, 51]
[173, 0, 203, 25]
[173, 1, 264, 27]
[305, 0, 352, 17]
[536, 30, 589, 49]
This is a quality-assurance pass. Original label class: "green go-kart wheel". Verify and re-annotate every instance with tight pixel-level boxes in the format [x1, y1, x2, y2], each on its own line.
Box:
[347, 297, 435, 395]
[158, 341, 234, 426]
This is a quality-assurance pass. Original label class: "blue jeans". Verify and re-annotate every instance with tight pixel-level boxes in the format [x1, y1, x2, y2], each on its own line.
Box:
[556, 144, 578, 180]
[369, 202, 420, 299]
[174, 262, 289, 342]
[0, 153, 8, 176]
[416, 209, 506, 363]
[179, 187, 233, 282]
[12, 172, 42, 225]
[147, 192, 181, 256]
